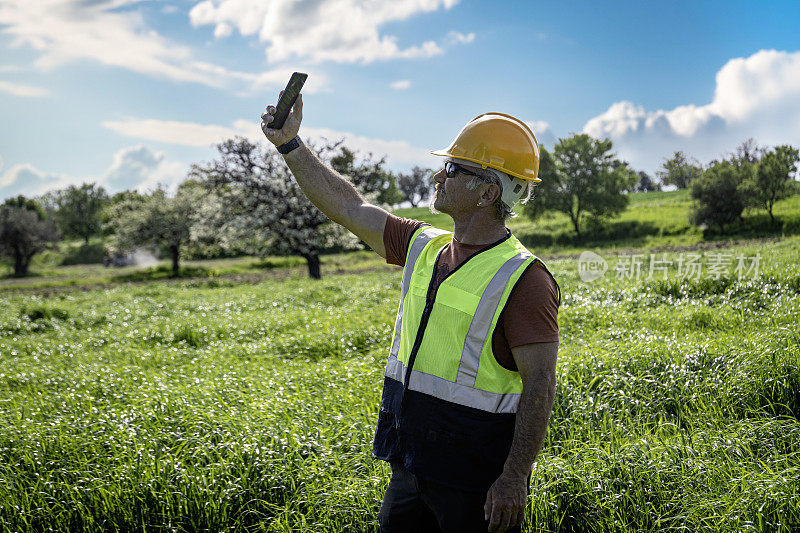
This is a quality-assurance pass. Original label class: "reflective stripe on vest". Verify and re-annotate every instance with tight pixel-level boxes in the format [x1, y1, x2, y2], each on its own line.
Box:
[385, 342, 522, 413]
[384, 227, 541, 414]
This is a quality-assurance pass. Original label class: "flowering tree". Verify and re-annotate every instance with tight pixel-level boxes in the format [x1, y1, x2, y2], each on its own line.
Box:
[106, 183, 208, 276]
[190, 137, 362, 279]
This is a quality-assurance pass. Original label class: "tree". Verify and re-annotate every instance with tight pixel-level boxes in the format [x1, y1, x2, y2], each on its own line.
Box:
[633, 170, 660, 192]
[732, 138, 763, 165]
[397, 166, 434, 207]
[330, 146, 403, 206]
[110, 190, 148, 206]
[741, 145, 800, 224]
[3, 195, 45, 219]
[0, 204, 60, 277]
[107, 184, 203, 276]
[690, 161, 746, 233]
[523, 134, 635, 236]
[521, 147, 557, 220]
[50, 183, 109, 243]
[612, 160, 640, 194]
[724, 138, 763, 189]
[656, 151, 702, 189]
[191, 137, 361, 279]
[100, 190, 148, 237]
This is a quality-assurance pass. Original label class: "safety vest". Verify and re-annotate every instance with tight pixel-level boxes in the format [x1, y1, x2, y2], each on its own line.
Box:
[384, 225, 559, 413]
[373, 225, 560, 491]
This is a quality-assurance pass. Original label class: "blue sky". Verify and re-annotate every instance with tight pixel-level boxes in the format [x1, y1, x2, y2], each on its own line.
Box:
[1, 0, 799, 199]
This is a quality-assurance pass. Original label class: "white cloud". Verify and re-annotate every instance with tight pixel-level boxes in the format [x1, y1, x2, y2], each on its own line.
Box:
[104, 145, 186, 192]
[305, 126, 438, 170]
[189, 0, 469, 64]
[0, 0, 317, 93]
[213, 21, 233, 38]
[0, 163, 76, 198]
[525, 120, 557, 150]
[582, 49, 800, 172]
[0, 79, 49, 97]
[0, 146, 185, 200]
[390, 79, 411, 90]
[100, 116, 437, 170]
[446, 31, 475, 45]
[102, 118, 252, 147]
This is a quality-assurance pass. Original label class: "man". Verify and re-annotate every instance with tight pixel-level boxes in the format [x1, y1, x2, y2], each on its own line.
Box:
[261, 95, 559, 533]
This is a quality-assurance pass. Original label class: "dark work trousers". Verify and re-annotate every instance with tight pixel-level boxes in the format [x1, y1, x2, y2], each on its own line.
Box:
[378, 461, 525, 533]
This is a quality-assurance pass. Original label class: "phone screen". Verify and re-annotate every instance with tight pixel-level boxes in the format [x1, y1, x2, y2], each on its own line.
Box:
[268, 72, 308, 130]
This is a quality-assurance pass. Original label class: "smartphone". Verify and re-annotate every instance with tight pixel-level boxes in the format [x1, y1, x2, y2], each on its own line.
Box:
[267, 72, 308, 130]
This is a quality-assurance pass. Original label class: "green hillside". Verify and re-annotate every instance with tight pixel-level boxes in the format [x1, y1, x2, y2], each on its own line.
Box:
[396, 188, 800, 255]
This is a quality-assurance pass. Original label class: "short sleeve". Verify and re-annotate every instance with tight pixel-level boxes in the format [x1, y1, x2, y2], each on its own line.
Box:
[383, 214, 427, 267]
[503, 261, 560, 347]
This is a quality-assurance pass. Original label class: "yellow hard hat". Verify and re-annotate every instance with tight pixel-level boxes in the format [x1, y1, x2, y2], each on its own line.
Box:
[431, 112, 541, 183]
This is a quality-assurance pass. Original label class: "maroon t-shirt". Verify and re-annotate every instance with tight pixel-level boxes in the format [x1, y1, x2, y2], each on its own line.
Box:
[383, 215, 559, 371]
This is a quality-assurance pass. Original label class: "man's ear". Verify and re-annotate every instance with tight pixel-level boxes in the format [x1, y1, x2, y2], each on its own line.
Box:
[480, 183, 502, 205]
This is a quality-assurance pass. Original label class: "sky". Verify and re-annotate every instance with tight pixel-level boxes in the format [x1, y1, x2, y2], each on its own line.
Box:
[1, 0, 799, 200]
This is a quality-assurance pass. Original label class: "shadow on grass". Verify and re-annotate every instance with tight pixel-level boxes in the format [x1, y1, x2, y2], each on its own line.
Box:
[699, 211, 800, 240]
[0, 270, 46, 280]
[519, 220, 662, 250]
[111, 265, 221, 282]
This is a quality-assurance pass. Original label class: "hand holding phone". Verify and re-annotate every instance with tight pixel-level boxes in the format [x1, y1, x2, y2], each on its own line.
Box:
[261, 72, 307, 147]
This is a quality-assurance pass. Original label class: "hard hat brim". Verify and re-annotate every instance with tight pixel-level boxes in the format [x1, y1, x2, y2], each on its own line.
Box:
[430, 149, 542, 183]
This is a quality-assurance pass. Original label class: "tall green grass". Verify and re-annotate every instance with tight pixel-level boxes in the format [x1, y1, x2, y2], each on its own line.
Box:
[1, 238, 799, 531]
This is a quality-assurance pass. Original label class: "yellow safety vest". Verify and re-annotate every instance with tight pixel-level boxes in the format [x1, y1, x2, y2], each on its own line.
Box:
[384, 226, 561, 414]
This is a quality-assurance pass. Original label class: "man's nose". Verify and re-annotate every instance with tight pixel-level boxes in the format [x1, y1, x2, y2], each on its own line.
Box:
[433, 168, 446, 184]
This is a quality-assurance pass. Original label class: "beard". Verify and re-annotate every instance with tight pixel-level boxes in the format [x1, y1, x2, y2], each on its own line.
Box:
[429, 186, 444, 214]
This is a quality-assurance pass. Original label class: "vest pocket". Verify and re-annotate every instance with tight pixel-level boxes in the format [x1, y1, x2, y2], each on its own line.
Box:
[434, 283, 480, 315]
[408, 275, 428, 298]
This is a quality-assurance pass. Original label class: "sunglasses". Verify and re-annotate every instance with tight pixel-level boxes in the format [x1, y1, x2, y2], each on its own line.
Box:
[444, 161, 484, 180]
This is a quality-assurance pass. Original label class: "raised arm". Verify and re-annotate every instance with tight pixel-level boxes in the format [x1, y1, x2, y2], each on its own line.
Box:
[261, 94, 389, 258]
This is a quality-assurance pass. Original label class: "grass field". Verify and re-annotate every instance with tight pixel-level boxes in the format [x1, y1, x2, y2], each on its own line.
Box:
[1, 234, 799, 531]
[0, 251, 389, 294]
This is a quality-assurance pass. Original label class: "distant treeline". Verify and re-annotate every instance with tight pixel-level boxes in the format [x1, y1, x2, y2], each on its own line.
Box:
[1, 135, 797, 278]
